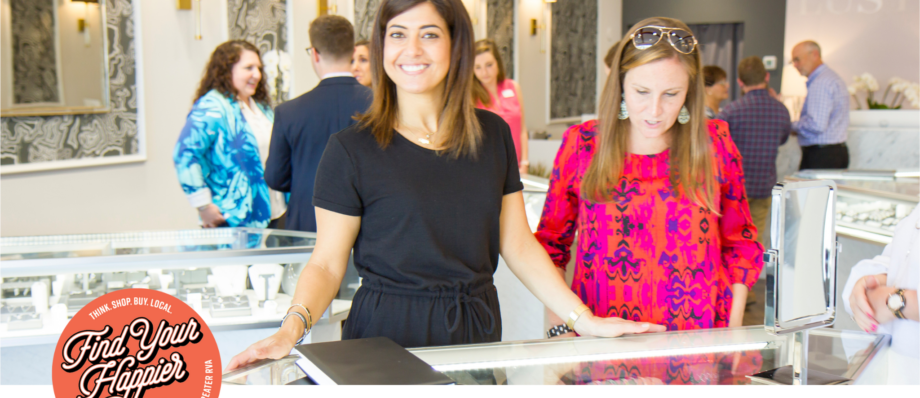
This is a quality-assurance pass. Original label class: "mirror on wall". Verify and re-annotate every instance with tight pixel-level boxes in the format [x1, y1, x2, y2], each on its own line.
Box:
[0, 0, 109, 117]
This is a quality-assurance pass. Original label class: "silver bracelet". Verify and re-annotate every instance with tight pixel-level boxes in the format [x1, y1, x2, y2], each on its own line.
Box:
[288, 303, 313, 331]
[281, 311, 308, 345]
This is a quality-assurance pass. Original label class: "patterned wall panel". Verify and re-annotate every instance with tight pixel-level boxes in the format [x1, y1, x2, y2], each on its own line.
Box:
[1, 0, 137, 168]
[228, 0, 289, 102]
[10, 0, 59, 104]
[486, 0, 513, 79]
[354, 0, 383, 42]
[550, 0, 597, 119]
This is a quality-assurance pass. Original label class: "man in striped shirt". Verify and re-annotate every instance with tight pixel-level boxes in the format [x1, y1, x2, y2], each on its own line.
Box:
[718, 56, 791, 246]
[790, 40, 850, 170]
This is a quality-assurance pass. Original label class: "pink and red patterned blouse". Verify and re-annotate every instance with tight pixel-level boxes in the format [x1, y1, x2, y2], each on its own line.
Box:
[535, 119, 764, 330]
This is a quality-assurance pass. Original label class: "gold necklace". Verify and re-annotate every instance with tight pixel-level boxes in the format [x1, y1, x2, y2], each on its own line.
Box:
[418, 132, 432, 145]
[400, 124, 435, 145]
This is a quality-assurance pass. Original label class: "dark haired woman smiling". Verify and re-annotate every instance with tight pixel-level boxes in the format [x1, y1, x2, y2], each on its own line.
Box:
[174, 40, 286, 228]
[226, 0, 663, 370]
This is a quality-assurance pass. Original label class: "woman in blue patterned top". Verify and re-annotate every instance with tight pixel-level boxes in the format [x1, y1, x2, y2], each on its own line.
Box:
[174, 40, 287, 228]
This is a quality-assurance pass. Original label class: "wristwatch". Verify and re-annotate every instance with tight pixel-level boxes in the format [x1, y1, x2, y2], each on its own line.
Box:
[887, 289, 906, 319]
[546, 324, 573, 338]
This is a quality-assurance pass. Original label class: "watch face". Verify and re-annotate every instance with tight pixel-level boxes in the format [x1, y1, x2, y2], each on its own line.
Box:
[888, 293, 904, 310]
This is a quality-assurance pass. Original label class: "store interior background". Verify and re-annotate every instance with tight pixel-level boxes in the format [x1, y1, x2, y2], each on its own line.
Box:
[1, 0, 918, 237]
[0, 0, 918, 386]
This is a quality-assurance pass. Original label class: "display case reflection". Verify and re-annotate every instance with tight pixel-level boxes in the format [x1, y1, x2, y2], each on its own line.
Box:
[221, 326, 887, 385]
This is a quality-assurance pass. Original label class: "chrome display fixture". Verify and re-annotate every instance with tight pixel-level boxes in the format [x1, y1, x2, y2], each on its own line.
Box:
[753, 180, 844, 385]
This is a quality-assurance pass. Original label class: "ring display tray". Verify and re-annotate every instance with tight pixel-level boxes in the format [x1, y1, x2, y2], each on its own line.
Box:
[209, 295, 252, 318]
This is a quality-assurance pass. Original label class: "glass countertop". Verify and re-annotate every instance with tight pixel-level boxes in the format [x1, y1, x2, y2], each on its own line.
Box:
[1, 228, 316, 277]
[790, 170, 919, 202]
[223, 326, 888, 385]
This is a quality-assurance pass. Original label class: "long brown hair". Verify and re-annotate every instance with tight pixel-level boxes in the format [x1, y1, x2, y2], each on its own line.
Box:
[194, 40, 270, 106]
[471, 39, 506, 108]
[583, 17, 716, 211]
[358, 0, 482, 159]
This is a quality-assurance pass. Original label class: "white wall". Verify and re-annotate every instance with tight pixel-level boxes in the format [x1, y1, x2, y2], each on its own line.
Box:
[0, 0, 230, 236]
[781, 0, 920, 106]
[290, 0, 320, 98]
[518, 0, 622, 170]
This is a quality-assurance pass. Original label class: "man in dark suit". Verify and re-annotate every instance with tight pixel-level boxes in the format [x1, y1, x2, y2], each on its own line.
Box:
[266, 15, 372, 232]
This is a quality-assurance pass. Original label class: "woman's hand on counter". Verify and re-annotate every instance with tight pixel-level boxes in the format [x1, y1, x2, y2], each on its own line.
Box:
[198, 204, 227, 228]
[573, 314, 666, 337]
[849, 273, 887, 332]
[225, 325, 301, 372]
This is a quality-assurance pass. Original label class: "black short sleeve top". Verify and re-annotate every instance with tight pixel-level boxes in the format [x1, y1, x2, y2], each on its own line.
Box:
[313, 109, 524, 291]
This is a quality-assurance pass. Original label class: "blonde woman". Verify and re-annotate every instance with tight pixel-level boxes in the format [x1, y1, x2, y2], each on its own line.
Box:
[537, 17, 764, 337]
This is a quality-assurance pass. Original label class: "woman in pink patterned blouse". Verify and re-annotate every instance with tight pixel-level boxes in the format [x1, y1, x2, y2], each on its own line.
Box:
[536, 17, 764, 335]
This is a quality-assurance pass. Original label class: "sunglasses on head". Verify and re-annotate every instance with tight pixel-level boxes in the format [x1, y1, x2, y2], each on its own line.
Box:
[630, 25, 697, 54]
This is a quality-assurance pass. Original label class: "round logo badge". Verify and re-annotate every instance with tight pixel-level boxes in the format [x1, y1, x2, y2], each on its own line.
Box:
[52, 289, 221, 398]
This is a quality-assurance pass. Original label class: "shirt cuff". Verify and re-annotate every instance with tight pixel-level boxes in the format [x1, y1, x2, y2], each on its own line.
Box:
[187, 188, 213, 208]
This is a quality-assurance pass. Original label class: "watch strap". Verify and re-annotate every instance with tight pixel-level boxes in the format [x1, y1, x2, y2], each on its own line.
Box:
[892, 289, 907, 319]
[546, 324, 573, 338]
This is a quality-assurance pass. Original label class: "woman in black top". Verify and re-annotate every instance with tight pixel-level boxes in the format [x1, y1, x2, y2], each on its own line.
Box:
[227, 0, 664, 369]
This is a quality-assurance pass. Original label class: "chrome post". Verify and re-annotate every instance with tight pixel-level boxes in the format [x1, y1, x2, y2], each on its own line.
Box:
[792, 329, 809, 385]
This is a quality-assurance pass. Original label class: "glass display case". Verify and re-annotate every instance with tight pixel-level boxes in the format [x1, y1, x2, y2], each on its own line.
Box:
[521, 175, 549, 232]
[790, 170, 919, 245]
[0, 228, 356, 346]
[221, 326, 889, 385]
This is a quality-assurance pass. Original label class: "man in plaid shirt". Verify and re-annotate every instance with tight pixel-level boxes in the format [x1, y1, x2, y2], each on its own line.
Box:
[717, 56, 791, 246]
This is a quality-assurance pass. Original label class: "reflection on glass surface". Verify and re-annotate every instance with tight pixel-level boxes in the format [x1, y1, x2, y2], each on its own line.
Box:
[521, 175, 549, 232]
[0, 228, 316, 261]
[220, 327, 887, 385]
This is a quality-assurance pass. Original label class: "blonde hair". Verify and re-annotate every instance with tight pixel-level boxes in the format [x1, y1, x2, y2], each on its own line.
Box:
[582, 17, 716, 211]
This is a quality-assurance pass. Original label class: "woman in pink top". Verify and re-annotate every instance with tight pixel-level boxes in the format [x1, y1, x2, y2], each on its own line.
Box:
[473, 39, 529, 174]
[536, 17, 764, 337]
